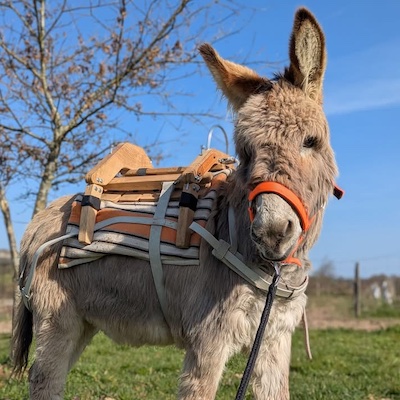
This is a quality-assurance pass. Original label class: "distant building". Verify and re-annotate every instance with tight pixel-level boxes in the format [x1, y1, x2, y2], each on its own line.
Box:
[382, 280, 394, 305]
[370, 278, 396, 305]
[371, 283, 382, 301]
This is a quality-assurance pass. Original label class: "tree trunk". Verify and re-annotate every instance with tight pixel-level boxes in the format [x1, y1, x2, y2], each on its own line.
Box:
[0, 185, 20, 357]
[32, 147, 60, 216]
[0, 185, 19, 276]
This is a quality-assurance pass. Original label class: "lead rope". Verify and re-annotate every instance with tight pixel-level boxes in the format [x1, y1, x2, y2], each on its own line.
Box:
[234, 262, 281, 400]
[302, 308, 313, 360]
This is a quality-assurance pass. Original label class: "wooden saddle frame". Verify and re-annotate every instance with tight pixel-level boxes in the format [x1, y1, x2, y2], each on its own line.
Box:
[78, 142, 235, 248]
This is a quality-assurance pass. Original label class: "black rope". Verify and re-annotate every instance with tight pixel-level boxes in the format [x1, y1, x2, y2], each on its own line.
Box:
[234, 263, 281, 400]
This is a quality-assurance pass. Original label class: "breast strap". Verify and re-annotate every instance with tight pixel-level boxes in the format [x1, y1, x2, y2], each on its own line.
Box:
[189, 207, 308, 299]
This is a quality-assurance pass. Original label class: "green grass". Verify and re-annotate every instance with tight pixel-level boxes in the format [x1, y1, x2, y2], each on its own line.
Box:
[362, 301, 400, 319]
[1, 327, 400, 399]
[290, 326, 400, 399]
[307, 293, 400, 321]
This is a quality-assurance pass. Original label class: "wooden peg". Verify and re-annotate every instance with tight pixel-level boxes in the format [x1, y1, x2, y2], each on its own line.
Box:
[176, 183, 200, 248]
[78, 184, 103, 244]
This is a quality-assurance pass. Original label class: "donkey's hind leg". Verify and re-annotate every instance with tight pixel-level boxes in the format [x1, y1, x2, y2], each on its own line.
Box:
[67, 321, 98, 370]
[178, 341, 231, 400]
[29, 315, 93, 400]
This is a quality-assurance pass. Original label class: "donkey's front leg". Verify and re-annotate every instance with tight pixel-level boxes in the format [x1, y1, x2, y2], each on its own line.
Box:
[178, 342, 230, 400]
[251, 331, 292, 400]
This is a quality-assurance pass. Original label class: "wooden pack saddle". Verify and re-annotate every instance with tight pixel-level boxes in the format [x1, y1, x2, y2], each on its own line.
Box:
[77, 142, 236, 249]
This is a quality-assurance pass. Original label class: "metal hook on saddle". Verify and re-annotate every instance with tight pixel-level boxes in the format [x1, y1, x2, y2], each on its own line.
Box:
[201, 125, 229, 154]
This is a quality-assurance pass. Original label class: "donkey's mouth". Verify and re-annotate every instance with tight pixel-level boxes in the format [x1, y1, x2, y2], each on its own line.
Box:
[251, 232, 296, 263]
[257, 244, 292, 263]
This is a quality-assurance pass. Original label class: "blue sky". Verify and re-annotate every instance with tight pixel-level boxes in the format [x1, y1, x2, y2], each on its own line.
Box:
[1, 0, 399, 278]
[128, 0, 400, 278]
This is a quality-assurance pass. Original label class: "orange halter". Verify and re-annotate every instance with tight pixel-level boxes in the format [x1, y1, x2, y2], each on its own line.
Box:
[248, 182, 344, 266]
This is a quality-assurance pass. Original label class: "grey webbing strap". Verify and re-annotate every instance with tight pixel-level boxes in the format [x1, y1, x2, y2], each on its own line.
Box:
[94, 216, 178, 231]
[20, 232, 77, 311]
[148, 181, 175, 326]
[189, 221, 308, 298]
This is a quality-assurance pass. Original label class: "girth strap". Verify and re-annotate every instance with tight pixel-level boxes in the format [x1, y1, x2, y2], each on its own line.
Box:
[148, 181, 175, 327]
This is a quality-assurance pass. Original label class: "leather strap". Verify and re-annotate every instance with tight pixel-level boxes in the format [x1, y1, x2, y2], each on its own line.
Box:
[189, 220, 308, 298]
[248, 181, 310, 231]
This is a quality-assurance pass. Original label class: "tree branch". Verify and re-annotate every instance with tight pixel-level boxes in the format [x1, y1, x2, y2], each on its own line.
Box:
[34, 0, 63, 134]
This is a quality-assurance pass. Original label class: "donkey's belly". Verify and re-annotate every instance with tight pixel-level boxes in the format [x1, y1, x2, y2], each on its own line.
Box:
[77, 290, 175, 346]
[89, 312, 174, 347]
[71, 256, 176, 346]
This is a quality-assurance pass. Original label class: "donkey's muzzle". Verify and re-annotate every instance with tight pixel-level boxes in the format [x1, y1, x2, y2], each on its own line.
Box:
[248, 182, 311, 231]
[248, 182, 310, 265]
[250, 196, 302, 262]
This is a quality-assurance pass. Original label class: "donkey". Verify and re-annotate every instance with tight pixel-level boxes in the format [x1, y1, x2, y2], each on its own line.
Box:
[12, 8, 339, 400]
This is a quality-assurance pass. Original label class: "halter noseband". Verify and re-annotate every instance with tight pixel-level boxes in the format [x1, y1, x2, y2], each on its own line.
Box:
[248, 181, 344, 266]
[248, 182, 311, 231]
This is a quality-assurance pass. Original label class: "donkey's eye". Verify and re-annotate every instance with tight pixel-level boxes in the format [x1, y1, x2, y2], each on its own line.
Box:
[303, 136, 318, 149]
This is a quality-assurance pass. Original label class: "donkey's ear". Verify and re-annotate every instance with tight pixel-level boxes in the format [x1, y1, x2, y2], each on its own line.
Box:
[286, 8, 326, 103]
[199, 43, 271, 111]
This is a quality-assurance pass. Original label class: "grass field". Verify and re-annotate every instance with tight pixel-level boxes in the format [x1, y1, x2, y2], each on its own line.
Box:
[1, 326, 399, 400]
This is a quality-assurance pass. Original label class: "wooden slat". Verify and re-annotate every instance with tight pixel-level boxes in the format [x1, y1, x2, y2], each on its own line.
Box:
[122, 163, 227, 177]
[99, 193, 122, 202]
[104, 173, 182, 191]
[85, 142, 153, 185]
[119, 193, 160, 202]
[123, 166, 186, 176]
[102, 192, 159, 202]
[102, 191, 182, 203]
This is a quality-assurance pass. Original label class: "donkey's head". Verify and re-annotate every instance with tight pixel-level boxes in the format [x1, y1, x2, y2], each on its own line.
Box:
[199, 8, 338, 264]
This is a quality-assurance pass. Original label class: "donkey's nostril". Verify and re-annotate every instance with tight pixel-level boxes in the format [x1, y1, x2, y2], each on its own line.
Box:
[283, 219, 294, 237]
[275, 219, 294, 240]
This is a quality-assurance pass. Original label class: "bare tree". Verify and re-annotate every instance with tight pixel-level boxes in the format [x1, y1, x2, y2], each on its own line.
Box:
[314, 259, 336, 279]
[0, 0, 248, 279]
[0, 130, 27, 274]
[311, 258, 336, 297]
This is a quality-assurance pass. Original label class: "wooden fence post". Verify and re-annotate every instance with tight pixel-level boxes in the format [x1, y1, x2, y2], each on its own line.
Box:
[354, 262, 361, 318]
